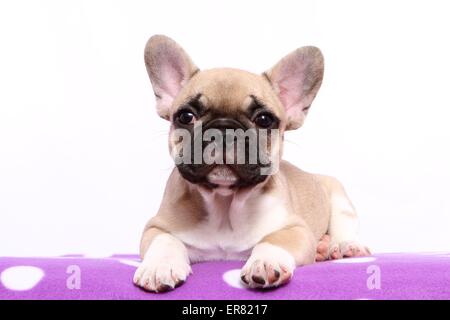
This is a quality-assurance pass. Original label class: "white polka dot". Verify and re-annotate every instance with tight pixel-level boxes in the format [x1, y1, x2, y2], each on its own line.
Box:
[119, 259, 141, 267]
[419, 252, 450, 256]
[222, 269, 246, 289]
[1, 266, 45, 291]
[332, 257, 376, 264]
[83, 250, 115, 258]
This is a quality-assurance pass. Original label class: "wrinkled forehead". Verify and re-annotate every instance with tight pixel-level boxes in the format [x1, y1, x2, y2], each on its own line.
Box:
[172, 68, 284, 117]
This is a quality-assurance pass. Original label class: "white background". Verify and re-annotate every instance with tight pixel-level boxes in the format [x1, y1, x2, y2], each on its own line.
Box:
[1, 0, 449, 257]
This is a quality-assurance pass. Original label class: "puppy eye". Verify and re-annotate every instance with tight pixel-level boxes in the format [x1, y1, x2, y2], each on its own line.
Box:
[177, 110, 196, 125]
[254, 113, 274, 128]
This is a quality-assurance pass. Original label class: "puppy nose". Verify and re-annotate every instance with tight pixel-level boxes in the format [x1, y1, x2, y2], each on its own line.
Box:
[203, 118, 246, 131]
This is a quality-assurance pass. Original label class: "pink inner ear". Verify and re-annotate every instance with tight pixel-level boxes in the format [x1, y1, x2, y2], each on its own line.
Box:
[276, 54, 309, 109]
[268, 47, 323, 129]
[160, 64, 183, 99]
[159, 52, 186, 99]
[277, 75, 305, 111]
[273, 59, 310, 129]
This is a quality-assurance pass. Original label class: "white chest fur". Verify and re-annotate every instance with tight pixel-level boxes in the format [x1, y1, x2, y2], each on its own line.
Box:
[173, 190, 289, 262]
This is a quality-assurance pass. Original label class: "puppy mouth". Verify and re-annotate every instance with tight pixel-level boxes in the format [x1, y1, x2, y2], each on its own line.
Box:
[206, 165, 238, 187]
[176, 163, 271, 189]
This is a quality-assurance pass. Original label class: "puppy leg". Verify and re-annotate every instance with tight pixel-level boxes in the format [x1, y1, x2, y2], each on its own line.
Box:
[240, 226, 316, 289]
[327, 181, 370, 259]
[133, 228, 192, 292]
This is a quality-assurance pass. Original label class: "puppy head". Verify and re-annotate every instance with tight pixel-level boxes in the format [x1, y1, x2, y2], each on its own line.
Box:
[144, 35, 324, 190]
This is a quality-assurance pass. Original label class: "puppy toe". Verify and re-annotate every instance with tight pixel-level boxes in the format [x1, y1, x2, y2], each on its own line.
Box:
[251, 275, 266, 285]
[140, 270, 156, 291]
[156, 283, 173, 292]
[266, 264, 281, 285]
[330, 245, 342, 259]
[250, 260, 267, 286]
[170, 264, 191, 285]
[339, 242, 371, 258]
[174, 279, 185, 288]
[133, 266, 144, 285]
[342, 244, 356, 257]
[240, 274, 249, 285]
[362, 246, 372, 256]
[317, 241, 329, 254]
[278, 265, 292, 285]
[354, 245, 371, 257]
[315, 253, 327, 262]
[315, 235, 332, 262]
[155, 268, 175, 290]
[316, 243, 329, 261]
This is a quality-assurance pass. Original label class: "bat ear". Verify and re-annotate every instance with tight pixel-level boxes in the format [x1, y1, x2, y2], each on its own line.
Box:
[144, 35, 199, 120]
[264, 46, 324, 130]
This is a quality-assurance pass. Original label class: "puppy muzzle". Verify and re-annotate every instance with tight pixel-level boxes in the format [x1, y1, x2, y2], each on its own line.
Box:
[176, 117, 272, 189]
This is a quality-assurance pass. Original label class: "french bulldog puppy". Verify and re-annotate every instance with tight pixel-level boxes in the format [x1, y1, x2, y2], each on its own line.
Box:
[134, 35, 370, 292]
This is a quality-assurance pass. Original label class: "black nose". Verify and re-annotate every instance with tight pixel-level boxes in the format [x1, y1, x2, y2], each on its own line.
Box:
[203, 118, 246, 131]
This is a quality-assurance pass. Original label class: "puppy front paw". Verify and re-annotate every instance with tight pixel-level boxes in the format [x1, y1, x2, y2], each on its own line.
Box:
[133, 259, 192, 293]
[240, 259, 293, 289]
[329, 241, 371, 259]
[240, 243, 295, 289]
[315, 235, 371, 261]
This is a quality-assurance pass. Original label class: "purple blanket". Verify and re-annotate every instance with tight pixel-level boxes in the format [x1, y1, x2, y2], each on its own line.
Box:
[1, 253, 449, 300]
